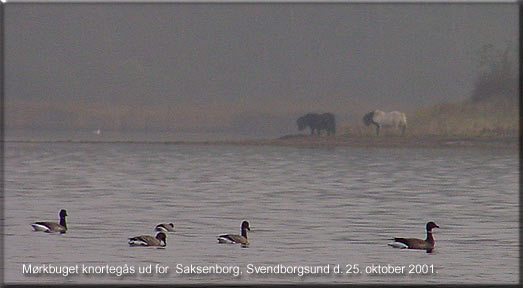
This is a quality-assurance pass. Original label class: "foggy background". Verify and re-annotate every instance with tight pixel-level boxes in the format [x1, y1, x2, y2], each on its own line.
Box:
[4, 3, 518, 140]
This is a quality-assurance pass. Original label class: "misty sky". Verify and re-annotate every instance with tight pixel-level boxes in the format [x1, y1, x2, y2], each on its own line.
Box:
[4, 3, 518, 138]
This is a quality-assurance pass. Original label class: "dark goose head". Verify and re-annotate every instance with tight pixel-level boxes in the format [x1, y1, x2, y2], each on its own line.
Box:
[59, 209, 68, 230]
[155, 223, 175, 232]
[59, 209, 68, 218]
[156, 232, 167, 246]
[426, 221, 440, 231]
[241, 221, 250, 238]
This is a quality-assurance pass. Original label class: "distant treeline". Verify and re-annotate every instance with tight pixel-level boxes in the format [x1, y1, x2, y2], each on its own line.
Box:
[470, 44, 517, 103]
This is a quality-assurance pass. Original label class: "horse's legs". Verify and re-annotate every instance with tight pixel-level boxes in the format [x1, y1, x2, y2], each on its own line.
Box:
[375, 124, 380, 136]
[401, 125, 406, 136]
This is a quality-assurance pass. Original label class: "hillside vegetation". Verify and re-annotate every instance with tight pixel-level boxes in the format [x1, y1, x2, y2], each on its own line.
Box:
[341, 44, 518, 137]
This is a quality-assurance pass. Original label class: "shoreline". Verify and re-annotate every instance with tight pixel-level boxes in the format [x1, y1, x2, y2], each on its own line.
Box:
[3, 135, 519, 150]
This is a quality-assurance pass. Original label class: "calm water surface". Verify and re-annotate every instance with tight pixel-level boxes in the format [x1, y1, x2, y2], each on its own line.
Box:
[4, 142, 519, 284]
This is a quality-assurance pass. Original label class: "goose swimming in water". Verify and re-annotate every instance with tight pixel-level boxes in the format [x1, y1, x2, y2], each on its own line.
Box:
[388, 221, 440, 252]
[217, 221, 250, 245]
[128, 232, 167, 247]
[31, 209, 68, 234]
[155, 223, 175, 232]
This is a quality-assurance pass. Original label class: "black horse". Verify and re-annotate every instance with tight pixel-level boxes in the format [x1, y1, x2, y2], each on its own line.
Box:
[297, 113, 336, 136]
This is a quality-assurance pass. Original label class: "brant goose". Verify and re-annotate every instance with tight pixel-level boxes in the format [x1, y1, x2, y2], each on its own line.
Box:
[388, 221, 440, 252]
[31, 209, 68, 234]
[155, 223, 175, 232]
[217, 221, 250, 245]
[128, 232, 167, 247]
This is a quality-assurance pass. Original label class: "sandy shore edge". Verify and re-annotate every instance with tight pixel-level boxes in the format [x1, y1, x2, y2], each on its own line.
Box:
[4, 135, 519, 150]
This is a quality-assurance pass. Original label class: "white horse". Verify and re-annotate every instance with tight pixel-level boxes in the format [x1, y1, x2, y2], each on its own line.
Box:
[363, 110, 407, 136]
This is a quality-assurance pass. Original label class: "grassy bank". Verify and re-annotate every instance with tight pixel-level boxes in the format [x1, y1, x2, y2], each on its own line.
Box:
[407, 97, 518, 136]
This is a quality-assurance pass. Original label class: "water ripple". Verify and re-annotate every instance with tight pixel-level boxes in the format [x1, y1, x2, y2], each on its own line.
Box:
[4, 143, 518, 284]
